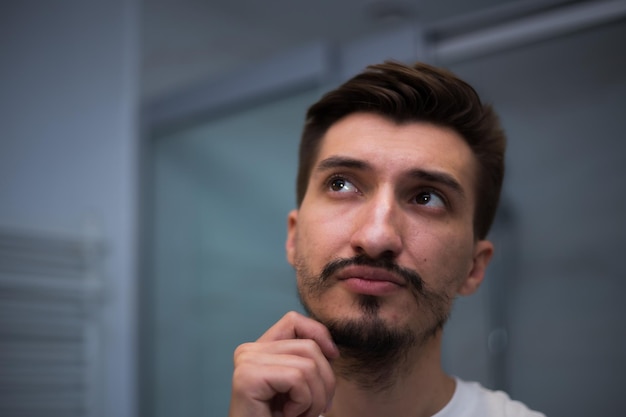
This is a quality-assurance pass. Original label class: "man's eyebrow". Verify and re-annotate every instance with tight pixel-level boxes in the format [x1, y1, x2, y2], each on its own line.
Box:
[315, 156, 372, 172]
[408, 169, 466, 198]
[315, 156, 466, 198]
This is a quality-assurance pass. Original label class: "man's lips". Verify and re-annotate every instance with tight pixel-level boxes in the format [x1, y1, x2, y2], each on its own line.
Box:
[337, 265, 406, 295]
[336, 265, 406, 287]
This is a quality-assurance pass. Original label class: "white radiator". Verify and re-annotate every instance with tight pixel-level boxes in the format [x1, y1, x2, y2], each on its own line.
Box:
[0, 228, 105, 417]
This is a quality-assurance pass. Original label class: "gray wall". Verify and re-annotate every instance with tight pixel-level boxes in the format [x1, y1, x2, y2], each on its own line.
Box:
[0, 2, 140, 416]
[447, 20, 626, 415]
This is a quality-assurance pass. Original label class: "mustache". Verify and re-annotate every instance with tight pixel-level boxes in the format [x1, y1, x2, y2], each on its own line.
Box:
[319, 254, 425, 294]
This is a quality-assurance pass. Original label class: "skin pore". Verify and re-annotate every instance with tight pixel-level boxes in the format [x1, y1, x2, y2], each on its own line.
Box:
[285, 112, 494, 417]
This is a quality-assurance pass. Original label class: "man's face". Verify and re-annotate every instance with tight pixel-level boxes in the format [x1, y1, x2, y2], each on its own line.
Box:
[286, 112, 493, 344]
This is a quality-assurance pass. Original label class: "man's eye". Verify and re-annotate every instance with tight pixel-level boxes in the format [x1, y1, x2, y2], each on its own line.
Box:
[329, 177, 357, 193]
[415, 191, 446, 208]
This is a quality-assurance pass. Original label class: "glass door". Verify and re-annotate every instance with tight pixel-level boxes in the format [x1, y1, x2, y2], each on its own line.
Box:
[145, 87, 326, 417]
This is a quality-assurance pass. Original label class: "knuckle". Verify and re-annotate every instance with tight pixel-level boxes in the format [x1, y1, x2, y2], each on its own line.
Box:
[301, 338, 323, 355]
[233, 342, 250, 357]
[300, 357, 317, 374]
[233, 342, 255, 363]
[231, 364, 255, 393]
[283, 310, 301, 323]
[292, 366, 307, 382]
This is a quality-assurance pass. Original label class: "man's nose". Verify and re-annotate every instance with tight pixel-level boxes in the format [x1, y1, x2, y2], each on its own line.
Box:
[349, 190, 403, 259]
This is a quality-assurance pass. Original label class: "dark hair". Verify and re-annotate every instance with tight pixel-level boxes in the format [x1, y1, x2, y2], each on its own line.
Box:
[296, 61, 506, 239]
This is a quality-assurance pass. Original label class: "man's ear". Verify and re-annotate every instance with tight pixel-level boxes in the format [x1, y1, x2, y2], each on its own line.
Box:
[458, 240, 494, 296]
[285, 209, 298, 266]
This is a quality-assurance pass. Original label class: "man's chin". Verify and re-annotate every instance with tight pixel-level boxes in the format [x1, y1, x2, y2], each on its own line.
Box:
[323, 313, 414, 353]
[314, 314, 416, 391]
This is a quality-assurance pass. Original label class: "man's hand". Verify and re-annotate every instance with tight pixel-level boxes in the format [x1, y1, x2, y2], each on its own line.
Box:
[228, 311, 339, 417]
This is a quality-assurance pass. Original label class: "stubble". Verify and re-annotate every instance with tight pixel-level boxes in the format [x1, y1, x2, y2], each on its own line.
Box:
[295, 253, 453, 391]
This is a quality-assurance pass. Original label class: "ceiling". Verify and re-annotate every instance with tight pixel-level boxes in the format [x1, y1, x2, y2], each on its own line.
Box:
[139, 0, 546, 101]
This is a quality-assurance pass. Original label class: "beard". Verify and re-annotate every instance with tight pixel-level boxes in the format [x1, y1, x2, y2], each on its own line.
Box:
[296, 253, 453, 391]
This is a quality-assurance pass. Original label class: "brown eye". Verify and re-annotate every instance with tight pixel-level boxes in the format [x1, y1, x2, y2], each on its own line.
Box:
[416, 192, 431, 204]
[328, 176, 358, 193]
[415, 191, 445, 208]
[330, 178, 347, 191]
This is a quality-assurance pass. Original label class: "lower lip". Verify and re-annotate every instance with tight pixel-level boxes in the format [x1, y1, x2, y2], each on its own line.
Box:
[341, 278, 402, 296]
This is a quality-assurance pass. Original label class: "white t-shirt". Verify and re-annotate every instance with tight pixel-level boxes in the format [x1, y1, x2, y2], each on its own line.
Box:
[433, 378, 545, 417]
[320, 378, 545, 417]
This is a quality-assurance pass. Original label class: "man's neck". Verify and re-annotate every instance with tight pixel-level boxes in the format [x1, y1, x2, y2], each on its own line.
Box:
[324, 334, 455, 417]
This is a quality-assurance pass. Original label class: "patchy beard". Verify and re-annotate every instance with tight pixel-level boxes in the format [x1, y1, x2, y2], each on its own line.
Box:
[296, 253, 453, 391]
[317, 309, 416, 391]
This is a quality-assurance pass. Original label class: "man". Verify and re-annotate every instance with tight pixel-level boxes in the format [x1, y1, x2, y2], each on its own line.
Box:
[228, 61, 545, 417]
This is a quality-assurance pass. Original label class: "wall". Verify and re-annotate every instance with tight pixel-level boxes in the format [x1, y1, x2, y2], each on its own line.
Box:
[447, 20, 626, 414]
[0, 1, 140, 416]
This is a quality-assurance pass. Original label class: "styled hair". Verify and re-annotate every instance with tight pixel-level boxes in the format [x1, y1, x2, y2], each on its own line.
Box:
[296, 61, 506, 239]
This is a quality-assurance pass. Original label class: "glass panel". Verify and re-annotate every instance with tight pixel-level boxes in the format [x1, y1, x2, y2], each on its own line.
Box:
[148, 88, 324, 417]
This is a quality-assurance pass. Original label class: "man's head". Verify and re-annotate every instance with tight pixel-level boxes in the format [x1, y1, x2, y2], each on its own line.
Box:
[296, 61, 505, 240]
[285, 61, 506, 388]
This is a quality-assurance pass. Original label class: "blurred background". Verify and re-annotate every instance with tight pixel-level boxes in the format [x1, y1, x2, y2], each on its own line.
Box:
[1, 0, 625, 416]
